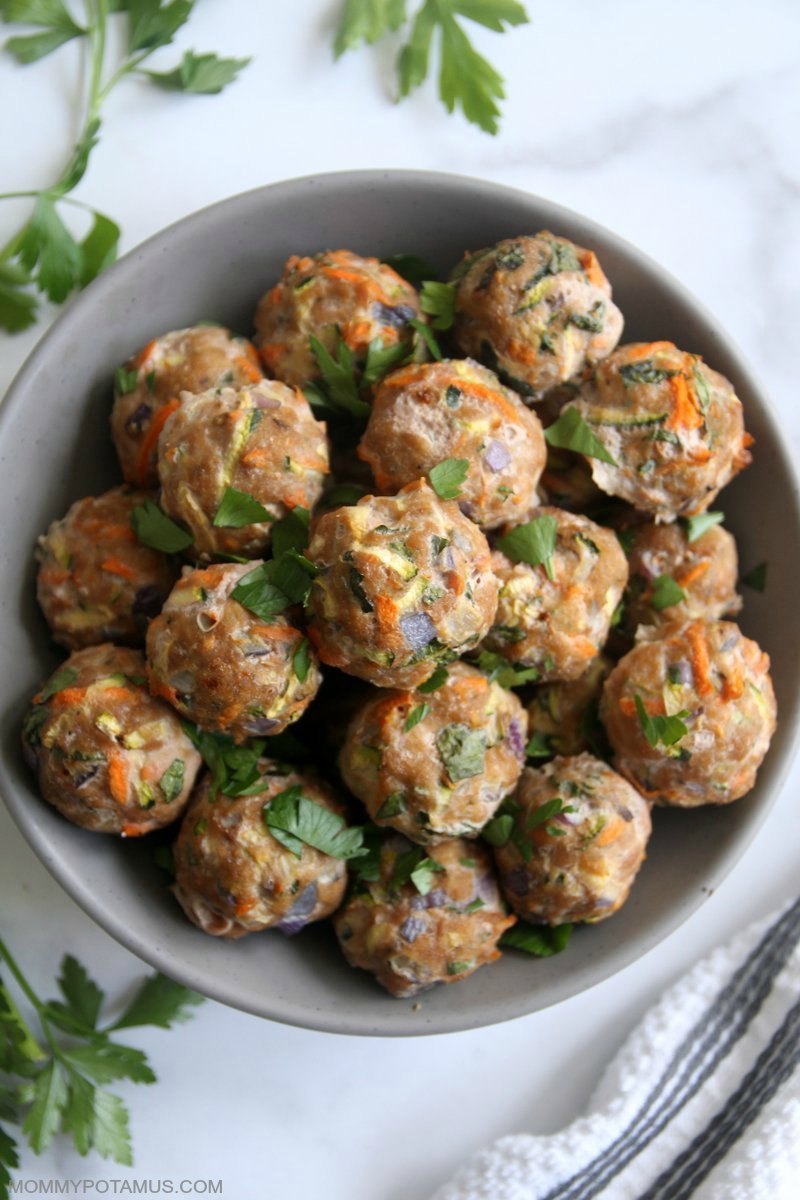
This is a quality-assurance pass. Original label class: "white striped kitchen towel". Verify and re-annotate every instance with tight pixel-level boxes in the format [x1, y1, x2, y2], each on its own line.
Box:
[431, 897, 800, 1200]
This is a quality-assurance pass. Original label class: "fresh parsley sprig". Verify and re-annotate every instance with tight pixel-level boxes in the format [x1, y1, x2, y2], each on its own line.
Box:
[0, 1, 249, 333]
[0, 939, 203, 1196]
[333, 0, 530, 135]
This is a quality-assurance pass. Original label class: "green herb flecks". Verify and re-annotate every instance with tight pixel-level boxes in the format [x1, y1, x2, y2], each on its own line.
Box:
[544, 408, 618, 466]
[263, 786, 366, 861]
[158, 759, 185, 804]
[496, 514, 558, 580]
[619, 361, 678, 386]
[404, 703, 430, 732]
[418, 665, 448, 693]
[130, 500, 193, 554]
[292, 638, 312, 683]
[436, 722, 486, 782]
[474, 650, 539, 689]
[683, 511, 724, 543]
[651, 574, 686, 611]
[0, 2, 249, 332]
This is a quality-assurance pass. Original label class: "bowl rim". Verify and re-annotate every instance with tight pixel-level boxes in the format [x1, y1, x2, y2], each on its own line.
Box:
[2, 168, 799, 1037]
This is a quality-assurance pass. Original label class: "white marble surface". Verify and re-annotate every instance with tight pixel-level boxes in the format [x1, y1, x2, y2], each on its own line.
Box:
[1, 2, 799, 1196]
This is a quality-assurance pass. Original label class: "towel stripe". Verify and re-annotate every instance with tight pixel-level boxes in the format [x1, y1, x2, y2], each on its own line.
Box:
[642, 994, 800, 1200]
[539, 896, 800, 1200]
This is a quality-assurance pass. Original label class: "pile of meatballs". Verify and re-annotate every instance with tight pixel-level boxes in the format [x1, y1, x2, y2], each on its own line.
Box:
[23, 234, 777, 1000]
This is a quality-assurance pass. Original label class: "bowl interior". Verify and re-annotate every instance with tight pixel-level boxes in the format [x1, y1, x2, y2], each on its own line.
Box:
[1, 171, 798, 1036]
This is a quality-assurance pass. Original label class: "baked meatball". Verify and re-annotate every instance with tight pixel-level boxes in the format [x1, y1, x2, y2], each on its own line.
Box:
[492, 754, 651, 924]
[450, 233, 623, 400]
[21, 644, 201, 835]
[622, 520, 741, 637]
[333, 835, 514, 997]
[357, 359, 546, 529]
[173, 761, 348, 938]
[338, 662, 528, 843]
[146, 561, 322, 742]
[35, 487, 178, 650]
[527, 654, 612, 758]
[111, 325, 262, 488]
[568, 342, 752, 519]
[601, 619, 776, 807]
[157, 382, 329, 561]
[307, 480, 499, 688]
[254, 249, 422, 387]
[485, 508, 628, 682]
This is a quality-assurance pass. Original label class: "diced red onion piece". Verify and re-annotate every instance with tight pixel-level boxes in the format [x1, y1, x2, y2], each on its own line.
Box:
[484, 440, 511, 472]
[399, 611, 437, 650]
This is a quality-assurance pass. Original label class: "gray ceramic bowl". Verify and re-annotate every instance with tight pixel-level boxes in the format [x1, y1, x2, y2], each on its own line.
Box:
[1, 171, 798, 1036]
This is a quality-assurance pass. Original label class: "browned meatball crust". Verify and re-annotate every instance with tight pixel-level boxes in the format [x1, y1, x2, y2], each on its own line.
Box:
[358, 358, 546, 529]
[35, 487, 178, 650]
[146, 562, 322, 742]
[21, 644, 201, 835]
[307, 480, 499, 688]
[485, 508, 628, 682]
[254, 249, 422, 387]
[451, 233, 623, 400]
[568, 342, 752, 519]
[493, 754, 651, 924]
[334, 836, 514, 997]
[157, 382, 329, 561]
[601, 620, 776, 807]
[111, 325, 262, 488]
[173, 762, 349, 938]
[622, 520, 740, 637]
[339, 662, 528, 843]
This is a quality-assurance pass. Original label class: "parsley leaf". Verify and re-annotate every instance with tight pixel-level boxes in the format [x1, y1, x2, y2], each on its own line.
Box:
[130, 499, 194, 554]
[3, 0, 85, 65]
[683, 511, 724, 543]
[333, 0, 407, 57]
[145, 50, 250, 94]
[544, 408, 618, 466]
[404, 702, 430, 732]
[496, 514, 558, 580]
[429, 456, 469, 499]
[634, 693, 689, 749]
[741, 562, 767, 592]
[482, 811, 514, 847]
[0, 262, 37, 331]
[436, 722, 486, 781]
[293, 637, 311, 683]
[419, 280, 455, 330]
[418, 665, 448, 693]
[500, 921, 573, 956]
[55, 957, 103, 1032]
[308, 333, 370, 419]
[271, 507, 310, 558]
[17, 194, 80, 304]
[264, 786, 366, 860]
[125, 0, 193, 54]
[383, 253, 439, 287]
[525, 731, 552, 759]
[409, 316, 443, 361]
[38, 666, 78, 703]
[212, 486, 272, 529]
[109, 973, 204, 1031]
[183, 725, 268, 799]
[231, 552, 314, 619]
[474, 649, 539, 688]
[158, 759, 185, 803]
[651, 574, 686, 611]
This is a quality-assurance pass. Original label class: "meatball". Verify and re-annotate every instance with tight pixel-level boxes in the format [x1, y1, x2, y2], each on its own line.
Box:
[527, 654, 612, 758]
[333, 835, 514, 997]
[35, 487, 178, 650]
[538, 445, 607, 514]
[339, 662, 528, 843]
[357, 359, 546, 529]
[567, 342, 752, 519]
[146, 561, 322, 742]
[307, 480, 498, 688]
[21, 644, 201, 835]
[111, 325, 262, 488]
[600, 619, 776, 807]
[173, 761, 348, 938]
[254, 249, 422, 387]
[492, 754, 651, 924]
[622, 520, 741, 637]
[157, 382, 329, 561]
[450, 233, 623, 400]
[485, 508, 628, 682]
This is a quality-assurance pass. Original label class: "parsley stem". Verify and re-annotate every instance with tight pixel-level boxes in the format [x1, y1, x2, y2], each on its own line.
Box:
[87, 0, 108, 122]
[0, 936, 45, 1016]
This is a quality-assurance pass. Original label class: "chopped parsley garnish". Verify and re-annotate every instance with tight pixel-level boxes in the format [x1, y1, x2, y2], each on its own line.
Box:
[651, 574, 686, 611]
[232, 553, 315, 619]
[263, 785, 366, 860]
[376, 792, 406, 820]
[292, 638, 311, 683]
[500, 922, 573, 956]
[741, 562, 768, 592]
[634, 694, 689, 749]
[271, 506, 310, 558]
[409, 316, 443, 361]
[683, 511, 724, 543]
[361, 338, 411, 388]
[446, 961, 472, 975]
[482, 812, 514, 847]
[436, 723, 486, 781]
[404, 703, 430, 732]
[114, 366, 138, 394]
[419, 281, 455, 330]
[463, 898, 485, 913]
[130, 499, 194, 554]
[319, 483, 367, 510]
[544, 407, 618, 466]
[619, 360, 677, 386]
[568, 300, 605, 333]
[307, 332, 370, 419]
[158, 760, 185, 804]
[418, 665, 449, 693]
[183, 726, 269, 800]
[525, 731, 552, 759]
[496, 514, 558, 580]
[429, 457, 469, 499]
[390, 846, 445, 894]
[39, 666, 79, 703]
[474, 649, 539, 689]
[382, 254, 440, 287]
[212, 486, 272, 529]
